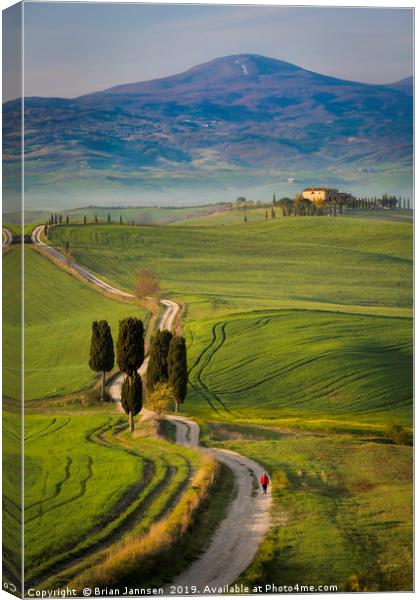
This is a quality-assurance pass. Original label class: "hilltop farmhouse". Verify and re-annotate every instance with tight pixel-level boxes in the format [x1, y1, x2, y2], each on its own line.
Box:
[302, 187, 354, 207]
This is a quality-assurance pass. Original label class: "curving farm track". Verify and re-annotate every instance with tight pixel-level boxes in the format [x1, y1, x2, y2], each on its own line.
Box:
[2, 227, 12, 252]
[165, 415, 272, 590]
[109, 298, 180, 402]
[31, 224, 273, 588]
[31, 225, 133, 298]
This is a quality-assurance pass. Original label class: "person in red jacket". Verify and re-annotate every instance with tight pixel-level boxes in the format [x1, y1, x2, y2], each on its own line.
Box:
[260, 472, 269, 494]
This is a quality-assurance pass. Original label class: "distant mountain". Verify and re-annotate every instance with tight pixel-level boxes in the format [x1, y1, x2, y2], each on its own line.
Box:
[386, 75, 413, 95]
[3, 54, 413, 209]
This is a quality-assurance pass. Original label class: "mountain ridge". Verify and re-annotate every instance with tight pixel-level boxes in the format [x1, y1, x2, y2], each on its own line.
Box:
[3, 54, 413, 209]
[4, 54, 412, 103]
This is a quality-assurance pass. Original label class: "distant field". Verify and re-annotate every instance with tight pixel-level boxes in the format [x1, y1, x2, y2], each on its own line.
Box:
[2, 205, 229, 227]
[174, 207, 414, 227]
[205, 427, 412, 592]
[42, 206, 229, 227]
[173, 207, 269, 226]
[186, 310, 412, 427]
[342, 209, 413, 224]
[64, 205, 229, 225]
[3, 248, 147, 399]
[49, 217, 412, 321]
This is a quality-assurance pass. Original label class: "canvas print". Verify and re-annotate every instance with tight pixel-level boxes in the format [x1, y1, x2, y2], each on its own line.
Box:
[2, 2, 413, 597]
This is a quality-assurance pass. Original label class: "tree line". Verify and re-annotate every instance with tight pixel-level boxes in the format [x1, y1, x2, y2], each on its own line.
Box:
[236, 192, 411, 221]
[46, 212, 138, 228]
[89, 317, 187, 432]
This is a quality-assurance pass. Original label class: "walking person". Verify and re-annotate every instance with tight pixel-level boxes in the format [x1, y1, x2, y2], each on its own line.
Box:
[260, 471, 269, 494]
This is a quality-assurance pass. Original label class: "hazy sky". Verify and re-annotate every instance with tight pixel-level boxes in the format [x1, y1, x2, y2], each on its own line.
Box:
[11, 2, 414, 100]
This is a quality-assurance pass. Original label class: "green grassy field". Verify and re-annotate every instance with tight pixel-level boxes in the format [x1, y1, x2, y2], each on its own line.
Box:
[63, 205, 228, 225]
[3, 248, 147, 400]
[20, 404, 206, 587]
[172, 207, 269, 226]
[25, 411, 144, 581]
[49, 217, 412, 322]
[3, 405, 22, 589]
[49, 216, 412, 428]
[342, 209, 413, 224]
[202, 426, 412, 592]
[173, 208, 413, 227]
[14, 400, 233, 589]
[3, 247, 22, 404]
[185, 310, 412, 427]
[20, 212, 412, 591]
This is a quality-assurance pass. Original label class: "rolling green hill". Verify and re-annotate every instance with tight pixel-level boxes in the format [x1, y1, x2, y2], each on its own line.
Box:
[49, 217, 412, 321]
[172, 207, 269, 226]
[8, 405, 204, 587]
[8, 213, 412, 591]
[186, 310, 412, 427]
[64, 205, 228, 225]
[49, 216, 412, 427]
[173, 207, 414, 227]
[209, 428, 412, 591]
[3, 248, 147, 400]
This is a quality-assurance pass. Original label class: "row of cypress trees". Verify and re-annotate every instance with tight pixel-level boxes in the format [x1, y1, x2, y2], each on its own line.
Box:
[89, 317, 187, 431]
[147, 330, 187, 412]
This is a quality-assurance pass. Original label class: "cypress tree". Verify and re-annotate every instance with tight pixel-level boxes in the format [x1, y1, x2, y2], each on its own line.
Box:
[117, 317, 145, 376]
[89, 320, 115, 401]
[121, 373, 142, 432]
[168, 336, 187, 413]
[117, 317, 145, 431]
[147, 330, 173, 392]
[107, 212, 111, 223]
[95, 213, 98, 223]
[120, 215, 123, 224]
[59, 214, 62, 224]
[84, 215, 87, 224]
[66, 215, 69, 225]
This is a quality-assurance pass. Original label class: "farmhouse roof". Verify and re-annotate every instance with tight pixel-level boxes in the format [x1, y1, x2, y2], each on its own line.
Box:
[303, 187, 330, 191]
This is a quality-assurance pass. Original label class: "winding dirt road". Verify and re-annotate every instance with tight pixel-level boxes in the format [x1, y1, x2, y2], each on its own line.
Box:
[2, 227, 12, 252]
[31, 225, 133, 298]
[108, 298, 180, 402]
[165, 415, 272, 590]
[32, 225, 273, 588]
